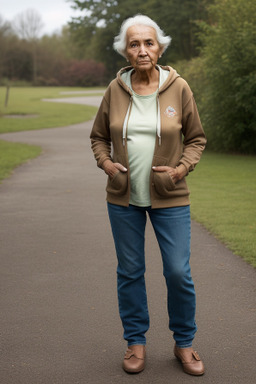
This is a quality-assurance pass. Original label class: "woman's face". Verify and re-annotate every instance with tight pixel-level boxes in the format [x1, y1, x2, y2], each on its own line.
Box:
[125, 25, 162, 72]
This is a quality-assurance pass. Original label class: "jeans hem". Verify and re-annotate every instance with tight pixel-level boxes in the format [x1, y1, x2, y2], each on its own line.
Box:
[127, 341, 146, 347]
[175, 343, 193, 348]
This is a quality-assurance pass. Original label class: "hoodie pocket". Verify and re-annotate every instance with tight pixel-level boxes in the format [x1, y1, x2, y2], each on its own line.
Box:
[152, 155, 176, 197]
[153, 171, 176, 196]
[105, 154, 128, 196]
[106, 171, 128, 196]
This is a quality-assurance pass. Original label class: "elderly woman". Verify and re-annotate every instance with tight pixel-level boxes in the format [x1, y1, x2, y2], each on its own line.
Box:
[90, 14, 206, 376]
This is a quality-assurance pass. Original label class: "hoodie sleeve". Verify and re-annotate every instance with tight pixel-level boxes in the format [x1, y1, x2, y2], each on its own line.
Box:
[90, 90, 112, 169]
[180, 92, 206, 173]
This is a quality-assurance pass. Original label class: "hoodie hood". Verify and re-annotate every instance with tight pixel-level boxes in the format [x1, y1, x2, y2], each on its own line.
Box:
[116, 65, 180, 93]
[116, 65, 180, 145]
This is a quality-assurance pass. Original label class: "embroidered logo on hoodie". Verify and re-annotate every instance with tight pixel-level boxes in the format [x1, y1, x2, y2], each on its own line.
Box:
[164, 106, 177, 118]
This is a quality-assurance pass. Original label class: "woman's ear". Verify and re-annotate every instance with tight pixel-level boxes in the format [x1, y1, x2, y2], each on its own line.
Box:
[159, 47, 164, 59]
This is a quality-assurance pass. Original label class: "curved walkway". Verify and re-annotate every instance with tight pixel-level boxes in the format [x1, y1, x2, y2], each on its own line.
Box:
[0, 96, 255, 384]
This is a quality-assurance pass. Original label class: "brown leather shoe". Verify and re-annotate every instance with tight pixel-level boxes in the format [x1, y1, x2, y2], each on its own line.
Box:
[174, 345, 205, 376]
[122, 345, 146, 374]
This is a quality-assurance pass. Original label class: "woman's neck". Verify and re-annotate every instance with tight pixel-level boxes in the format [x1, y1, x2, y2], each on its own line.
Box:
[131, 67, 159, 95]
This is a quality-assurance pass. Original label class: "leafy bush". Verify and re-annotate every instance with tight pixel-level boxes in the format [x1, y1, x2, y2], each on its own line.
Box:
[173, 57, 206, 105]
[59, 59, 106, 87]
[198, 0, 256, 154]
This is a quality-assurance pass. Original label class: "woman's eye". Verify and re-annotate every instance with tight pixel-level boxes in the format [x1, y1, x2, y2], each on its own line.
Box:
[131, 43, 137, 48]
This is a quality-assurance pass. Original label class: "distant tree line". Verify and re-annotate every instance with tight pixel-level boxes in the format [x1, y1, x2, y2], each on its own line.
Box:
[0, 1, 213, 85]
[0, 10, 106, 87]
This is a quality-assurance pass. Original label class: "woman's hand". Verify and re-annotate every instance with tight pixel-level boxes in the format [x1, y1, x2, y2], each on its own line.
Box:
[152, 164, 187, 184]
[102, 159, 127, 179]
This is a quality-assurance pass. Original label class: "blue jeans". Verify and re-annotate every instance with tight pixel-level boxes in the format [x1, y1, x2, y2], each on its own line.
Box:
[107, 203, 197, 348]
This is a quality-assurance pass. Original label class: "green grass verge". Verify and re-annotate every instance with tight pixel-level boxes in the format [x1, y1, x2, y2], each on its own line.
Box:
[0, 86, 101, 183]
[0, 140, 42, 182]
[0, 86, 100, 133]
[188, 151, 256, 267]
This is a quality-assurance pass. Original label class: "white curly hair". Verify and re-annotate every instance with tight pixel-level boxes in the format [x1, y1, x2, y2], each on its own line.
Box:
[113, 14, 171, 59]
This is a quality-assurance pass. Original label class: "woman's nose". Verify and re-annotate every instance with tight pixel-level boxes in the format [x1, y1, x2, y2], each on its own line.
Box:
[139, 45, 147, 55]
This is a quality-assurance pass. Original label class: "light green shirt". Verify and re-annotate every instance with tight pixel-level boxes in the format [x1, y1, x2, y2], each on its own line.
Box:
[121, 66, 169, 206]
[127, 92, 157, 206]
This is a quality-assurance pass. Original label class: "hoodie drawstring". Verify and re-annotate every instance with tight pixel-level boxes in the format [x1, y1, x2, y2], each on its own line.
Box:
[122, 96, 133, 146]
[157, 93, 161, 145]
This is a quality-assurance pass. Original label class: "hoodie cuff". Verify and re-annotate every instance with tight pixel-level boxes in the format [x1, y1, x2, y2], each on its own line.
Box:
[178, 160, 195, 174]
[98, 156, 112, 169]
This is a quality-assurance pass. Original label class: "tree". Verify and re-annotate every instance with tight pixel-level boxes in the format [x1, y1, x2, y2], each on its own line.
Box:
[198, 0, 256, 153]
[142, 0, 213, 62]
[0, 16, 13, 80]
[0, 16, 33, 83]
[69, 0, 213, 78]
[13, 9, 44, 84]
[0, 17, 106, 87]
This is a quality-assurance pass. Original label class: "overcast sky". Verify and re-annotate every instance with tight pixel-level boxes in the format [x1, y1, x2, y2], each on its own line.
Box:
[0, 0, 84, 35]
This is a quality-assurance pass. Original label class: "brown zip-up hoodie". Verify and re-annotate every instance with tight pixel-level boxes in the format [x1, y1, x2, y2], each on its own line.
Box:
[90, 65, 206, 209]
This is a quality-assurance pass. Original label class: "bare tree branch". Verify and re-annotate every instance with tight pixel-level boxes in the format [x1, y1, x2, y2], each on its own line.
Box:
[13, 9, 44, 41]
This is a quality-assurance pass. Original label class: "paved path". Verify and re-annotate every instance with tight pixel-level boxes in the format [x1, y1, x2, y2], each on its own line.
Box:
[0, 96, 255, 384]
[42, 96, 103, 107]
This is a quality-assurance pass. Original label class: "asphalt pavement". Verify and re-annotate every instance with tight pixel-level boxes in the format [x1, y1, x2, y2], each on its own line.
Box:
[0, 96, 255, 384]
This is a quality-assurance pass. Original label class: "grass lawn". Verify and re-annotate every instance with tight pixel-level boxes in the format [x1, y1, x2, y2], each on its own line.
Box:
[0, 140, 42, 182]
[0, 86, 101, 133]
[188, 151, 256, 267]
[0, 86, 102, 182]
